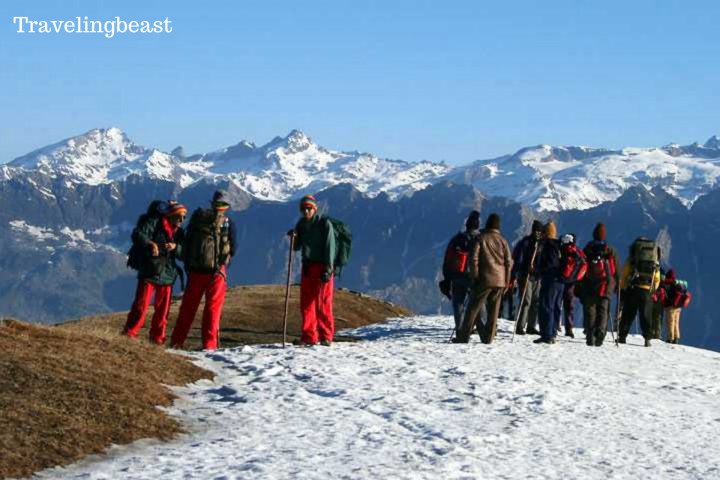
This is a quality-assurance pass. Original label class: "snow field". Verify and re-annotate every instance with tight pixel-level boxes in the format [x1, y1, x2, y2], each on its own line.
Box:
[40, 316, 720, 479]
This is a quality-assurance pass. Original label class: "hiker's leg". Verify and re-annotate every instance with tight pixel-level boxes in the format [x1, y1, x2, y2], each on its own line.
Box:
[619, 288, 639, 340]
[170, 272, 209, 348]
[483, 288, 503, 344]
[451, 280, 469, 329]
[316, 270, 335, 342]
[563, 284, 575, 332]
[638, 290, 653, 339]
[457, 286, 487, 343]
[527, 278, 541, 332]
[300, 263, 322, 344]
[124, 280, 154, 337]
[149, 283, 172, 344]
[200, 267, 227, 350]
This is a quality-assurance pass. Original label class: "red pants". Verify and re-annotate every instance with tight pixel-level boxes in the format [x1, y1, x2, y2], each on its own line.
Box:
[124, 280, 173, 344]
[170, 268, 227, 350]
[300, 263, 335, 344]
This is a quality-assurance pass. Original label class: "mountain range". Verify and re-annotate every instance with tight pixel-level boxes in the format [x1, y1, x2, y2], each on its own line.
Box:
[1, 128, 720, 351]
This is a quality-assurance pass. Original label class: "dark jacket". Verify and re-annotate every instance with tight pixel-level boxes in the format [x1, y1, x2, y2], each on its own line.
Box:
[469, 228, 513, 288]
[511, 235, 542, 280]
[536, 238, 562, 280]
[294, 214, 336, 274]
[134, 217, 184, 286]
[442, 229, 480, 281]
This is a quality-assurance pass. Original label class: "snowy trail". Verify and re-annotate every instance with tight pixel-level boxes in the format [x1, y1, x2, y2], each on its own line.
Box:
[40, 317, 720, 479]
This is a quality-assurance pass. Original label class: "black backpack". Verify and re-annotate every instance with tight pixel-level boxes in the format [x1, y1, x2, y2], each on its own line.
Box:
[629, 237, 661, 288]
[126, 200, 167, 271]
[324, 216, 352, 274]
[181, 208, 232, 273]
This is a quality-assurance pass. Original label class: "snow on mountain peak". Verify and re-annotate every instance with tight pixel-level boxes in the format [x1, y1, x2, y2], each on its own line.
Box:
[705, 135, 720, 149]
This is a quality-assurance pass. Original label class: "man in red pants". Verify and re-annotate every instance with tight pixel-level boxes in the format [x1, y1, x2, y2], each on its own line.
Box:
[170, 190, 237, 351]
[289, 195, 337, 346]
[124, 201, 187, 344]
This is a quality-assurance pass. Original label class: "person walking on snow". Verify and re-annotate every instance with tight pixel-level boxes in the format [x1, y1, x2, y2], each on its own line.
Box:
[441, 210, 484, 333]
[124, 202, 187, 344]
[454, 213, 512, 344]
[170, 190, 237, 351]
[660, 269, 691, 344]
[577, 223, 620, 347]
[289, 195, 337, 347]
[534, 221, 564, 345]
[512, 220, 544, 335]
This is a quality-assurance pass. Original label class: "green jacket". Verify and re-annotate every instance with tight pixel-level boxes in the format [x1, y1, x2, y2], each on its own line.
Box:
[294, 214, 336, 274]
[134, 217, 183, 286]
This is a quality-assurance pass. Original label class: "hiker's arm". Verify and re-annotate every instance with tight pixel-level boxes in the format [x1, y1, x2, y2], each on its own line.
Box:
[510, 240, 523, 279]
[172, 228, 184, 259]
[504, 239, 513, 286]
[468, 239, 480, 281]
[292, 220, 302, 251]
[136, 218, 159, 256]
[228, 219, 238, 258]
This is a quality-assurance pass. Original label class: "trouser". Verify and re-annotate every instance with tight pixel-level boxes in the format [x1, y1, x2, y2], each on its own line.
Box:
[124, 280, 173, 344]
[665, 307, 681, 342]
[503, 287, 515, 319]
[171, 267, 227, 350]
[300, 262, 335, 344]
[582, 296, 609, 346]
[538, 277, 564, 341]
[516, 277, 540, 332]
[651, 300, 664, 339]
[457, 285, 503, 344]
[451, 278, 486, 332]
[619, 287, 653, 340]
[563, 283, 576, 332]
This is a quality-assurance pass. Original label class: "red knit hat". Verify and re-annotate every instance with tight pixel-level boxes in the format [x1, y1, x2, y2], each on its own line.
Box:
[593, 223, 606, 241]
[665, 269, 676, 282]
[166, 203, 187, 218]
[299, 195, 317, 211]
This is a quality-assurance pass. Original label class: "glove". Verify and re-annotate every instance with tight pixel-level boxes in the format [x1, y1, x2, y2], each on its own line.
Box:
[286, 229, 296, 237]
[321, 271, 332, 283]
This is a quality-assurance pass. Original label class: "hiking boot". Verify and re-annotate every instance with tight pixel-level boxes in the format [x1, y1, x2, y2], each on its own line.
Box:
[515, 328, 526, 335]
[292, 339, 315, 347]
[526, 327, 540, 335]
[533, 337, 555, 345]
[565, 331, 575, 338]
[586, 338, 593, 346]
[319, 339, 332, 347]
[451, 337, 468, 344]
[644, 338, 651, 347]
[618, 337, 627, 344]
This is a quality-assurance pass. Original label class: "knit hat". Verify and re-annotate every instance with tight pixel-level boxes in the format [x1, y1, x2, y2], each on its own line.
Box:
[212, 190, 231, 212]
[531, 220, 543, 233]
[561, 233, 575, 245]
[465, 210, 481, 231]
[665, 269, 677, 282]
[166, 202, 187, 219]
[544, 221, 557, 239]
[485, 213, 501, 230]
[299, 195, 317, 211]
[593, 223, 606, 241]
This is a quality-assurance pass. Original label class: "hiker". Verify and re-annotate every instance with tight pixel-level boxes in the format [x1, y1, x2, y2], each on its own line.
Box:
[454, 213, 512, 344]
[660, 269, 692, 344]
[124, 201, 187, 344]
[511, 220, 544, 335]
[534, 221, 563, 344]
[618, 237, 661, 347]
[441, 210, 484, 333]
[288, 195, 337, 347]
[170, 190, 237, 351]
[577, 223, 620, 346]
[559, 233, 586, 338]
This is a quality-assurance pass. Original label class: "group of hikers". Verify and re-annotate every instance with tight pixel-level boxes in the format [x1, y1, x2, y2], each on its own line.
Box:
[123, 191, 341, 350]
[122, 193, 691, 351]
[441, 211, 692, 347]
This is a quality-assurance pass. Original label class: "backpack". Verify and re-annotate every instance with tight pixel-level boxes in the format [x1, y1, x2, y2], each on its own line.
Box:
[325, 216, 352, 274]
[561, 243, 587, 283]
[538, 238, 562, 275]
[182, 208, 232, 272]
[630, 237, 661, 288]
[443, 232, 472, 275]
[126, 200, 167, 271]
[584, 240, 616, 296]
[667, 280, 692, 308]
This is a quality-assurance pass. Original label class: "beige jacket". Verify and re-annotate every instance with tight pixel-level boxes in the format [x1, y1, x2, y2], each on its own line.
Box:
[469, 228, 513, 288]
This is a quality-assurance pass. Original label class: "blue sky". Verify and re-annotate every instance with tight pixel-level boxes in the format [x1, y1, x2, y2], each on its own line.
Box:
[1, 0, 718, 165]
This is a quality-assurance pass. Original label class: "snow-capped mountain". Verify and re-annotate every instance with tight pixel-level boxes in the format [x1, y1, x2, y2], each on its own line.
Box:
[443, 138, 720, 211]
[7, 127, 720, 210]
[7, 128, 451, 201]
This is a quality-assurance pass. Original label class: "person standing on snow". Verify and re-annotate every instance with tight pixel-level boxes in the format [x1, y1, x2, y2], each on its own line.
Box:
[660, 269, 691, 344]
[453, 213, 512, 344]
[124, 202, 187, 344]
[577, 223, 620, 347]
[559, 233, 587, 338]
[288, 195, 337, 347]
[511, 220, 544, 335]
[440, 210, 484, 333]
[170, 190, 237, 351]
[618, 236, 661, 347]
[534, 221, 564, 345]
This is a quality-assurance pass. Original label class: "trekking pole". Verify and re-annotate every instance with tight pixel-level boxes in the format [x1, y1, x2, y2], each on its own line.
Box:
[282, 233, 296, 348]
[512, 242, 539, 343]
[609, 283, 619, 347]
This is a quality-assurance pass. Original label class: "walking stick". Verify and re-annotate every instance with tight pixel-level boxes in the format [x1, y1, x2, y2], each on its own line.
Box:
[282, 233, 296, 348]
[512, 241, 539, 343]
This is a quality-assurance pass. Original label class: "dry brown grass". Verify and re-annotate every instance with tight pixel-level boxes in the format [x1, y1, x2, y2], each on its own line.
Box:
[0, 319, 213, 479]
[63, 284, 413, 349]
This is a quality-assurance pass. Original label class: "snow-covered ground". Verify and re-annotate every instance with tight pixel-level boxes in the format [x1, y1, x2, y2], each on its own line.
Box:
[39, 316, 720, 479]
